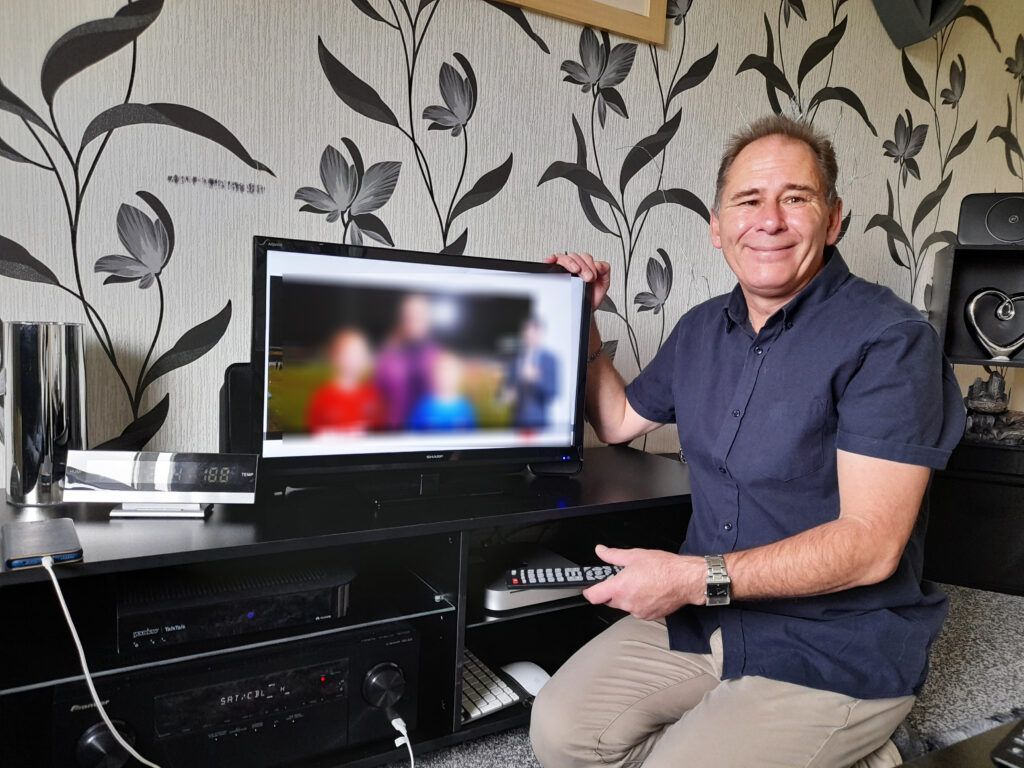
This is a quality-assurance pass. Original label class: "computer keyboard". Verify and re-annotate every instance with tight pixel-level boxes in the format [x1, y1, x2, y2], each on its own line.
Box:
[461, 650, 521, 723]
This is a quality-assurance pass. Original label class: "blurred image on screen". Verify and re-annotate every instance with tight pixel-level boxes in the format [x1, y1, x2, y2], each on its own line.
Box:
[261, 251, 582, 458]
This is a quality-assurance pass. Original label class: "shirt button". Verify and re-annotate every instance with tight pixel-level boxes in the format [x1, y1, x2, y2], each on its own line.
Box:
[754, 346, 764, 356]
[723, 522, 733, 531]
[731, 409, 741, 418]
[718, 466, 727, 474]
[785, 321, 794, 330]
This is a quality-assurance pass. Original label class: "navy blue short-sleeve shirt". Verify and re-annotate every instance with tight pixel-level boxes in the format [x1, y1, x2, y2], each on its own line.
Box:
[625, 248, 966, 700]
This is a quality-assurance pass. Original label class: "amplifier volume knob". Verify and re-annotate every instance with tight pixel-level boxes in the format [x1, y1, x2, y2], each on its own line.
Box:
[75, 721, 136, 768]
[362, 662, 406, 710]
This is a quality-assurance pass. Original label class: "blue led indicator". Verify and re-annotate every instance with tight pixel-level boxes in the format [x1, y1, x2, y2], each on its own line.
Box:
[247, 611, 255, 620]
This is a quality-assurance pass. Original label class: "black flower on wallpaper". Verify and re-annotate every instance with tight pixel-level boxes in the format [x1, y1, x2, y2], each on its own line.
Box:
[1007, 34, 1024, 96]
[940, 55, 965, 107]
[882, 110, 928, 187]
[0, 0, 272, 448]
[328, 0, 548, 253]
[988, 34, 1024, 186]
[542, 20, 715, 373]
[423, 56, 477, 136]
[296, 141, 401, 246]
[666, 0, 692, 26]
[561, 29, 636, 126]
[95, 203, 172, 288]
[867, 4, 999, 304]
[634, 249, 673, 315]
[781, 0, 806, 26]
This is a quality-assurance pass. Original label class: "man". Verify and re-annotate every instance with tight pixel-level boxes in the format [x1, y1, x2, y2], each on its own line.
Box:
[531, 116, 965, 768]
[505, 316, 559, 429]
[375, 293, 439, 429]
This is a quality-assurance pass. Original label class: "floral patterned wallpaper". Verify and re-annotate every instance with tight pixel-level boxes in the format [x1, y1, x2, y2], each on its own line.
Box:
[0, 0, 1022, 463]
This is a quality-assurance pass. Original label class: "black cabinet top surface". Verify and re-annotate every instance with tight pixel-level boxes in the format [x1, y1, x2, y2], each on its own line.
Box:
[0, 447, 690, 585]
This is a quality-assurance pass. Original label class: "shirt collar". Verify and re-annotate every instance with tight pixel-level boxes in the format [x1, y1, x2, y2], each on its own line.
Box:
[723, 246, 850, 333]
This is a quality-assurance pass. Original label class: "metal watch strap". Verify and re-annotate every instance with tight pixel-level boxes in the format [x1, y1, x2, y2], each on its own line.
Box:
[704, 554, 731, 607]
[705, 554, 728, 580]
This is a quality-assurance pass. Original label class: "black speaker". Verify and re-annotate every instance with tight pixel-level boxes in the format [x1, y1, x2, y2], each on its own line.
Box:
[871, 0, 965, 48]
[219, 362, 254, 453]
[958, 193, 1024, 246]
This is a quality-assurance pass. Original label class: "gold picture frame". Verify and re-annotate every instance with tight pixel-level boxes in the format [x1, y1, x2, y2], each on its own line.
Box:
[503, 0, 670, 45]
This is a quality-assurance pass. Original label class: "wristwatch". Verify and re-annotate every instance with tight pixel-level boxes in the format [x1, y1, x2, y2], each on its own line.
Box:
[704, 554, 731, 606]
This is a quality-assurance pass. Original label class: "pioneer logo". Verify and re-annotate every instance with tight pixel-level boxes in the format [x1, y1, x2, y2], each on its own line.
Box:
[70, 700, 110, 712]
[425, 453, 445, 460]
[132, 627, 160, 639]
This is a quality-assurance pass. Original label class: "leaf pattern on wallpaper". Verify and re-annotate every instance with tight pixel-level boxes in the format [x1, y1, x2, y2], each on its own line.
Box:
[318, 0, 549, 253]
[738, 1, 875, 135]
[0, 0, 273, 448]
[296, 141, 402, 246]
[988, 34, 1024, 187]
[542, 3, 715, 375]
[867, 4, 1000, 305]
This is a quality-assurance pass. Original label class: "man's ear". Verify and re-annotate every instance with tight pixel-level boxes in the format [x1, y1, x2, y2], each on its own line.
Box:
[710, 209, 723, 250]
[825, 198, 844, 245]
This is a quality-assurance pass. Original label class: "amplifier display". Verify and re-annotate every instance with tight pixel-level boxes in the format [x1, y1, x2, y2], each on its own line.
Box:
[153, 660, 348, 738]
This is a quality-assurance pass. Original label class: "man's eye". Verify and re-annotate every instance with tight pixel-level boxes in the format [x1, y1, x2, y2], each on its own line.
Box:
[785, 196, 808, 204]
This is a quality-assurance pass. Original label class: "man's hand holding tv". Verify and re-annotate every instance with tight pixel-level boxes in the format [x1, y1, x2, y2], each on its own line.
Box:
[544, 252, 661, 446]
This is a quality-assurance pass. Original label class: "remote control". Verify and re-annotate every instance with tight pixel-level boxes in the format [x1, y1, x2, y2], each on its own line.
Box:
[992, 719, 1024, 768]
[506, 565, 624, 589]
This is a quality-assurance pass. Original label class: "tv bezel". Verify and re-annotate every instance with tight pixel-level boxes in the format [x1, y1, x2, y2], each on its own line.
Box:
[250, 235, 590, 480]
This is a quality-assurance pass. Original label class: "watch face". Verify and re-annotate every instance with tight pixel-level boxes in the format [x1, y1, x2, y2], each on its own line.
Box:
[707, 583, 730, 598]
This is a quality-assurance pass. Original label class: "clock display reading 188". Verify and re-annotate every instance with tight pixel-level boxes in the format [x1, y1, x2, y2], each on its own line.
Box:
[202, 466, 233, 484]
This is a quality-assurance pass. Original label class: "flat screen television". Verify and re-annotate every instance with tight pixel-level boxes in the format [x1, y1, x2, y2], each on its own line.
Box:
[251, 236, 590, 491]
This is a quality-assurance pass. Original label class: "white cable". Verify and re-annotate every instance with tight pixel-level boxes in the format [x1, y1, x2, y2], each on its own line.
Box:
[391, 716, 415, 768]
[41, 556, 163, 768]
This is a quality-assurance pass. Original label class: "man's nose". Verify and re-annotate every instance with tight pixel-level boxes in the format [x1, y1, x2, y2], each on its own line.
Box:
[757, 201, 786, 233]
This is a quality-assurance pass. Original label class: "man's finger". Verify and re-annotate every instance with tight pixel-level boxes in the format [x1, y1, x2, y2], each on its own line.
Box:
[595, 544, 635, 566]
[583, 580, 613, 605]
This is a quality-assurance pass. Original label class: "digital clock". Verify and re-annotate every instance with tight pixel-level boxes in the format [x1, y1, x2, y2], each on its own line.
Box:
[63, 451, 259, 518]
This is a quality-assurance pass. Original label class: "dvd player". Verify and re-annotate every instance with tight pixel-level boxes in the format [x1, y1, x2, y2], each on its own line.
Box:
[117, 560, 355, 654]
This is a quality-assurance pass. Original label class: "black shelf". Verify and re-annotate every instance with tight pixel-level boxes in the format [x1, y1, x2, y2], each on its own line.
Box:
[934, 244, 1024, 363]
[0, 447, 692, 587]
[0, 447, 689, 768]
[950, 356, 1024, 368]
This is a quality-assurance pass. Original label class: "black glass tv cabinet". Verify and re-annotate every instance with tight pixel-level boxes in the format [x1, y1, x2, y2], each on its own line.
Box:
[0, 446, 691, 768]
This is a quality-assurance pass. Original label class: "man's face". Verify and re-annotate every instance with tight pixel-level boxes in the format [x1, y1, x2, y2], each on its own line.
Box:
[710, 135, 843, 303]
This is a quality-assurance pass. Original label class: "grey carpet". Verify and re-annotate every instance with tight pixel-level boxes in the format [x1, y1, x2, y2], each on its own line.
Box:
[395, 584, 1024, 766]
[905, 584, 1024, 750]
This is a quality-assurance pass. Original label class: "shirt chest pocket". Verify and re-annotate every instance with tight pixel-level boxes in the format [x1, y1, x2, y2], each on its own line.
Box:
[738, 397, 828, 482]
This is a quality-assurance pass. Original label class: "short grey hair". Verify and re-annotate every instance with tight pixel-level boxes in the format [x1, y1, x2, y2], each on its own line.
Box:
[713, 115, 839, 213]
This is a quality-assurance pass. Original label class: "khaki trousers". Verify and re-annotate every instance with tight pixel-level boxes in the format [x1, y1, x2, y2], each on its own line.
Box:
[530, 617, 914, 768]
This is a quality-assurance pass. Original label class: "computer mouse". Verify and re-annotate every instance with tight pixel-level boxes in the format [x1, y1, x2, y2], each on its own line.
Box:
[501, 661, 551, 697]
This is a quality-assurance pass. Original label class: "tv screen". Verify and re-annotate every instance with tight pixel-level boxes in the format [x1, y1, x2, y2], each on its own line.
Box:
[251, 237, 589, 480]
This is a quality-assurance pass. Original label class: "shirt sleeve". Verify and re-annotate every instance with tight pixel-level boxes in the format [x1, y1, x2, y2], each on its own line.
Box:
[624, 319, 683, 425]
[836, 320, 965, 468]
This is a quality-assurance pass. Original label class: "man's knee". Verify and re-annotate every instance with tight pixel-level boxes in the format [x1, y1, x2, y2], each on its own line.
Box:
[530, 680, 576, 767]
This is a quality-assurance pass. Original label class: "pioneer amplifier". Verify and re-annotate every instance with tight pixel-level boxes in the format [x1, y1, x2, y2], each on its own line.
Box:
[117, 559, 355, 653]
[52, 623, 419, 768]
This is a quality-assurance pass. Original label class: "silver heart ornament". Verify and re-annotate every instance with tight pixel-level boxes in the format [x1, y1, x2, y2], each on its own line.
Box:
[964, 288, 1024, 361]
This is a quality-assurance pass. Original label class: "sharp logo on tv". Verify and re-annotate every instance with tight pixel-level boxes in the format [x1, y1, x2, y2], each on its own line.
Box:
[425, 453, 446, 460]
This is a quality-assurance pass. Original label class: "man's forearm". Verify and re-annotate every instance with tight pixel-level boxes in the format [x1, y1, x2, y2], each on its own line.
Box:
[583, 318, 632, 444]
[723, 517, 901, 601]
